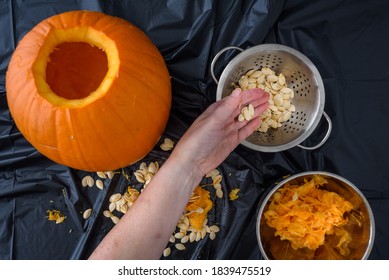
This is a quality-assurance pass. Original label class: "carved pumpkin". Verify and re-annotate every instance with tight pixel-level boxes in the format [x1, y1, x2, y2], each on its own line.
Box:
[6, 11, 171, 171]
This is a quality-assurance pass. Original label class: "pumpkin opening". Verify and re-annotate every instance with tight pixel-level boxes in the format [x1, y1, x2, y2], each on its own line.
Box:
[33, 27, 119, 108]
[46, 42, 108, 100]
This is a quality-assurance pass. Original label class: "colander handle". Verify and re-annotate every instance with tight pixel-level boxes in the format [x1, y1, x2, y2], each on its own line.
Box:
[211, 46, 244, 84]
[297, 111, 332, 150]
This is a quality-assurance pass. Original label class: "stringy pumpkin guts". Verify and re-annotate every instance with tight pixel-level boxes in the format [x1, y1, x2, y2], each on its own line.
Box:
[46, 209, 66, 224]
[264, 175, 354, 253]
[185, 187, 213, 231]
[229, 188, 240, 201]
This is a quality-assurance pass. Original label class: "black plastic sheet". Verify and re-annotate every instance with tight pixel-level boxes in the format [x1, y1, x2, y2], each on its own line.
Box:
[1, 0, 388, 259]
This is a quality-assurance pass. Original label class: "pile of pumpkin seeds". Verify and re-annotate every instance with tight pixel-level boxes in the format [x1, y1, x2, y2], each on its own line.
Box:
[238, 104, 255, 122]
[237, 67, 296, 132]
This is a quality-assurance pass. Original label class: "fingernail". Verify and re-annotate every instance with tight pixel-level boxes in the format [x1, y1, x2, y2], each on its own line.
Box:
[231, 88, 241, 97]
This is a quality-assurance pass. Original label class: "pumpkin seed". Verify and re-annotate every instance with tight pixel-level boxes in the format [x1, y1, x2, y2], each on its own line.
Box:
[109, 193, 121, 203]
[212, 174, 223, 185]
[139, 162, 147, 171]
[210, 225, 220, 233]
[278, 73, 286, 85]
[81, 176, 88, 187]
[281, 87, 292, 94]
[189, 232, 196, 242]
[96, 179, 104, 190]
[245, 69, 256, 76]
[292, 191, 299, 202]
[174, 232, 184, 239]
[195, 232, 202, 242]
[160, 138, 174, 151]
[109, 202, 116, 212]
[82, 175, 94, 187]
[169, 235, 176, 243]
[111, 216, 120, 224]
[239, 77, 249, 89]
[86, 176, 94, 187]
[210, 231, 216, 240]
[163, 247, 171, 257]
[183, 216, 190, 226]
[248, 103, 254, 116]
[266, 74, 278, 82]
[283, 111, 292, 122]
[243, 107, 253, 121]
[96, 171, 107, 179]
[177, 223, 188, 231]
[83, 208, 92, 219]
[105, 171, 114, 179]
[181, 235, 189, 244]
[103, 210, 113, 218]
[175, 243, 186, 251]
[261, 67, 274, 75]
[216, 188, 223, 198]
[200, 228, 207, 239]
[120, 204, 128, 213]
[249, 70, 262, 78]
[134, 171, 145, 183]
[148, 162, 156, 174]
[269, 105, 278, 112]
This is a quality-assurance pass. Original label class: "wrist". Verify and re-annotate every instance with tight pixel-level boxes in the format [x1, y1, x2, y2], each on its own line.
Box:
[166, 149, 204, 190]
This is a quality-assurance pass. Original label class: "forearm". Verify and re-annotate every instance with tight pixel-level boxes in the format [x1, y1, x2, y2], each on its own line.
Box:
[89, 153, 203, 259]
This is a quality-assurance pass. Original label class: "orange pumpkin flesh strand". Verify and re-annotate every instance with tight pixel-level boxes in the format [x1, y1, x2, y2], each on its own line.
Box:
[264, 175, 354, 253]
[6, 11, 171, 171]
[185, 187, 213, 231]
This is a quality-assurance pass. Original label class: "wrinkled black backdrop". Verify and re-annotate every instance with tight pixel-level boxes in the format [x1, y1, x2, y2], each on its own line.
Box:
[1, 0, 388, 259]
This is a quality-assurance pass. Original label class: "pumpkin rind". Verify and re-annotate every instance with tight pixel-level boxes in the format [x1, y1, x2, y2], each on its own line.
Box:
[6, 11, 171, 171]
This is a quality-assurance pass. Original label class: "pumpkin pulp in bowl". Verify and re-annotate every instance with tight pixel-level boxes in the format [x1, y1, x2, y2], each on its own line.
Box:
[257, 173, 374, 260]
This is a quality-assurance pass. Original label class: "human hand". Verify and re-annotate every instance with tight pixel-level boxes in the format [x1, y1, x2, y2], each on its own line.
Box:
[171, 88, 269, 180]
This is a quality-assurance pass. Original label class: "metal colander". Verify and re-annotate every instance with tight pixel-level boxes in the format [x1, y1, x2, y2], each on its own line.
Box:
[211, 44, 332, 152]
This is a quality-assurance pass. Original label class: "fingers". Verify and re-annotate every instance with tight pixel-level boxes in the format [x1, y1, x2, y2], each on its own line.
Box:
[253, 101, 269, 118]
[233, 89, 270, 138]
[233, 88, 269, 114]
[240, 88, 269, 106]
[238, 116, 262, 142]
[208, 88, 269, 128]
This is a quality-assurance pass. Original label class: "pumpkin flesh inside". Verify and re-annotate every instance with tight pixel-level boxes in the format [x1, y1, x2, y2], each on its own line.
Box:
[32, 27, 119, 108]
[46, 42, 108, 100]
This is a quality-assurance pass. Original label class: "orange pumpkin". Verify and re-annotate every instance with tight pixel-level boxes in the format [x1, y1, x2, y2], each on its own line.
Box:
[6, 11, 171, 171]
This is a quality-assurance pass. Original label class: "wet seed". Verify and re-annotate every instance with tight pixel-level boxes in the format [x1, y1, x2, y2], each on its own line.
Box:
[83, 208, 92, 219]
[163, 247, 171, 257]
[175, 243, 186, 250]
[96, 179, 104, 190]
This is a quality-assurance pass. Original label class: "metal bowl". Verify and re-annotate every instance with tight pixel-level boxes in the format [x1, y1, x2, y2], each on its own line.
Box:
[212, 44, 331, 151]
[256, 171, 375, 259]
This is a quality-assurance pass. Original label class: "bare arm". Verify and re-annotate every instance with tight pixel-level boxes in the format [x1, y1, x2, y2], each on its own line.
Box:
[88, 88, 269, 259]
